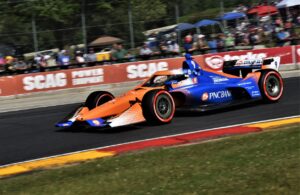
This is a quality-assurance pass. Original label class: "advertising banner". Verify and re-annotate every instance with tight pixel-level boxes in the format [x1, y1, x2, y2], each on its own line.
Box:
[0, 45, 297, 97]
[2, 56, 204, 96]
[296, 45, 300, 64]
[0, 76, 17, 96]
[203, 46, 294, 71]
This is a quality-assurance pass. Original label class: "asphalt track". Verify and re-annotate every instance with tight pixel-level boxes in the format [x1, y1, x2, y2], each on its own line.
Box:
[0, 77, 299, 166]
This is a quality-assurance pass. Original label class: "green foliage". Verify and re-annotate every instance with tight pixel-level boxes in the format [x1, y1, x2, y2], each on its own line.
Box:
[0, 0, 258, 53]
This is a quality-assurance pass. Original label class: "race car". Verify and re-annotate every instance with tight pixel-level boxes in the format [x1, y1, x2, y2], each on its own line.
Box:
[56, 54, 283, 128]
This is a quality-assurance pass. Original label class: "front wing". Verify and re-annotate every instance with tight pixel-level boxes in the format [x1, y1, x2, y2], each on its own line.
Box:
[56, 103, 146, 128]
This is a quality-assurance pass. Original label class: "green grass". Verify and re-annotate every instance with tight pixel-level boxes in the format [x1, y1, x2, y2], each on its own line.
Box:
[1, 125, 300, 195]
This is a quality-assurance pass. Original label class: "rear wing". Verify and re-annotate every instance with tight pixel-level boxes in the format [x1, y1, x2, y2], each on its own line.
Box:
[223, 57, 280, 71]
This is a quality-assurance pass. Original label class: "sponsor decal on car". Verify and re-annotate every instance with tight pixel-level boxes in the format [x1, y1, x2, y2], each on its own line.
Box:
[205, 52, 267, 70]
[251, 90, 260, 96]
[235, 59, 263, 67]
[201, 92, 208, 101]
[202, 90, 232, 101]
[209, 90, 231, 100]
[237, 82, 252, 86]
[205, 55, 224, 70]
[209, 76, 229, 83]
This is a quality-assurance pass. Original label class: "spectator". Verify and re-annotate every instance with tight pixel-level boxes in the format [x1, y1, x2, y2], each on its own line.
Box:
[57, 50, 70, 67]
[140, 43, 153, 60]
[207, 35, 218, 53]
[111, 44, 127, 61]
[195, 34, 208, 53]
[13, 58, 29, 73]
[85, 48, 97, 62]
[4, 56, 15, 74]
[276, 28, 290, 46]
[249, 29, 261, 45]
[217, 34, 226, 52]
[159, 41, 168, 56]
[0, 54, 6, 73]
[75, 50, 85, 63]
[235, 4, 248, 12]
[284, 19, 293, 29]
[183, 33, 194, 53]
[126, 51, 136, 62]
[167, 41, 180, 55]
[275, 17, 283, 27]
[225, 33, 235, 50]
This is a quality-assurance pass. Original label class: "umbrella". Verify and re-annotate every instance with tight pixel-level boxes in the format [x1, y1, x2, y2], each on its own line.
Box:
[194, 19, 219, 27]
[89, 36, 123, 47]
[276, 0, 300, 8]
[218, 12, 246, 21]
[248, 6, 278, 17]
[175, 23, 195, 31]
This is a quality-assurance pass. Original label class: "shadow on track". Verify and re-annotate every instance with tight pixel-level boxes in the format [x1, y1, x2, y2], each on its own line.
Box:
[55, 100, 273, 134]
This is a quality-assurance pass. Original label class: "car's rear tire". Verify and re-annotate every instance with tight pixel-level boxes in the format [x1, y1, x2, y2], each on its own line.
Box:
[142, 90, 175, 125]
[85, 91, 114, 110]
[259, 70, 283, 102]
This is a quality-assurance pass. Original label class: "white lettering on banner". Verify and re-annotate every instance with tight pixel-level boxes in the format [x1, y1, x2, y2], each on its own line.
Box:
[209, 90, 231, 99]
[297, 48, 300, 57]
[72, 68, 104, 86]
[205, 52, 267, 69]
[127, 62, 168, 79]
[23, 73, 67, 91]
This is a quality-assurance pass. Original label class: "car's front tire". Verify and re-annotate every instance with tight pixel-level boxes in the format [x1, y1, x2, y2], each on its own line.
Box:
[142, 90, 175, 125]
[85, 91, 114, 110]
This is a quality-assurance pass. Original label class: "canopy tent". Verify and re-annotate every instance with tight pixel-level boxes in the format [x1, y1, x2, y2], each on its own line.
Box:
[247, 6, 278, 17]
[194, 19, 224, 34]
[89, 36, 123, 47]
[194, 19, 219, 27]
[175, 23, 195, 31]
[276, 0, 300, 8]
[218, 12, 246, 21]
[143, 24, 177, 36]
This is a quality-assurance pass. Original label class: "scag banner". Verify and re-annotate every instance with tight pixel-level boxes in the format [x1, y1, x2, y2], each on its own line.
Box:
[0, 45, 297, 97]
[203, 46, 294, 70]
[0, 56, 205, 96]
[296, 45, 300, 64]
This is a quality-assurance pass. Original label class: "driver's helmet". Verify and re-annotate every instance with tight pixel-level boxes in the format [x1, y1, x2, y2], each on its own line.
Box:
[182, 54, 201, 76]
[153, 75, 168, 84]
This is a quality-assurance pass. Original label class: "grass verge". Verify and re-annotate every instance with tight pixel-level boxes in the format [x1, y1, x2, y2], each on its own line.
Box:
[0, 125, 299, 194]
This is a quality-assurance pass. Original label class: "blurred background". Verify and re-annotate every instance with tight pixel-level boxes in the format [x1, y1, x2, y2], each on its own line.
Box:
[0, 0, 298, 75]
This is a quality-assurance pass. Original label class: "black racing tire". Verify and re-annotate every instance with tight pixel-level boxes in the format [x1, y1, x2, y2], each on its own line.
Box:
[142, 90, 175, 125]
[85, 91, 114, 110]
[259, 70, 283, 103]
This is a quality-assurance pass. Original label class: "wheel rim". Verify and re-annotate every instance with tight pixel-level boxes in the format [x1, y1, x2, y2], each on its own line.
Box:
[265, 75, 281, 97]
[155, 94, 172, 119]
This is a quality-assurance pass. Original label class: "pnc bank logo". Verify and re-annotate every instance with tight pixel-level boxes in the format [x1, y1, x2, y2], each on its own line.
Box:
[202, 90, 231, 101]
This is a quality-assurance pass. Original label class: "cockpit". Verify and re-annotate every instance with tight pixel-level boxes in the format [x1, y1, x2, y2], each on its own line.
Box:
[142, 74, 188, 87]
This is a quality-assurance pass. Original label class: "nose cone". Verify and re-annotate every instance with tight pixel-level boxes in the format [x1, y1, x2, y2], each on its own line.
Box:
[78, 98, 131, 121]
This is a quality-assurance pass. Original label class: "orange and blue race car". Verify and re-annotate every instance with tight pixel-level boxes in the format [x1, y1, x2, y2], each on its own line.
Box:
[56, 54, 283, 128]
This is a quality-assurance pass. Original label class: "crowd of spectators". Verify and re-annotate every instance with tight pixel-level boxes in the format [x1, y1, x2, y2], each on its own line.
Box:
[180, 5, 300, 54]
